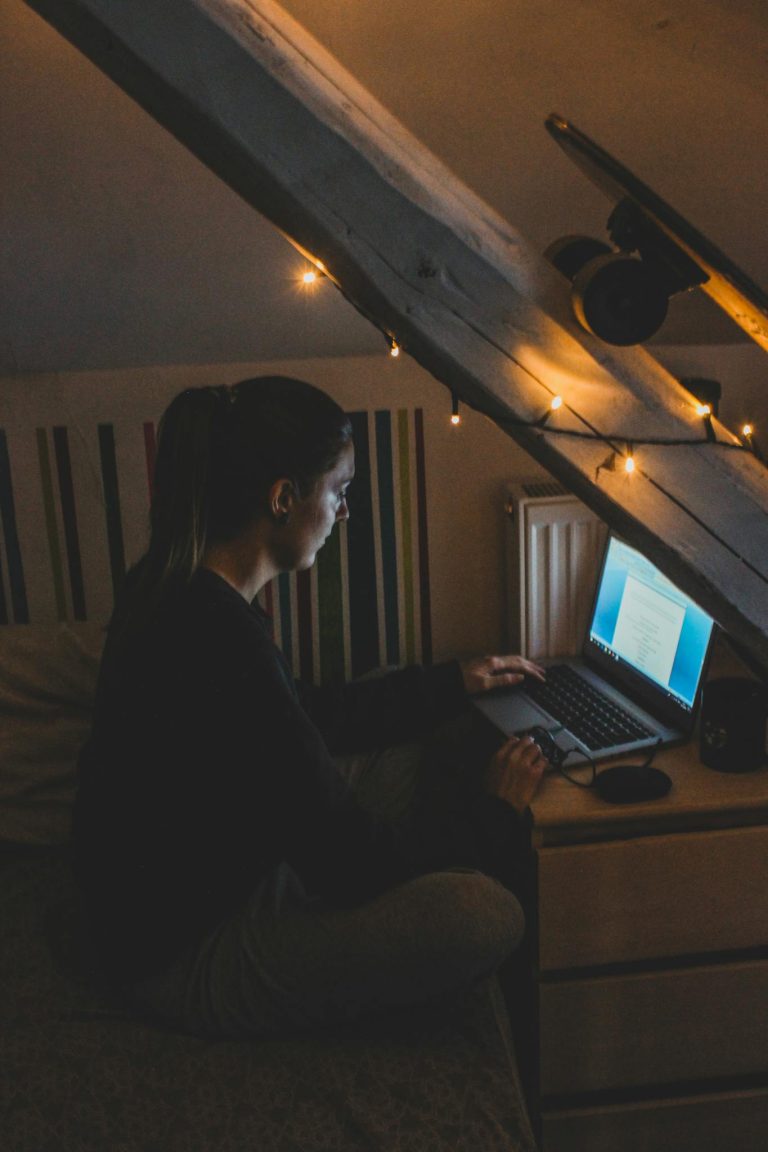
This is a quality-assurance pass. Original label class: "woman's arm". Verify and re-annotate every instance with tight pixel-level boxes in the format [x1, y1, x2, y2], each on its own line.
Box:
[295, 660, 467, 753]
[296, 653, 545, 754]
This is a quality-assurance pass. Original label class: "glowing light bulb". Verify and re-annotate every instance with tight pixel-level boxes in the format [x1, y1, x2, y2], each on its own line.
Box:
[450, 412, 461, 426]
[696, 402, 712, 417]
[302, 269, 318, 285]
[537, 393, 564, 427]
[390, 340, 401, 358]
[743, 423, 754, 437]
[624, 455, 636, 474]
[451, 392, 461, 425]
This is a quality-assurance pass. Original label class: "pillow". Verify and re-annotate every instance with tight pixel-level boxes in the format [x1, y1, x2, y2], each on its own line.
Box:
[0, 623, 105, 846]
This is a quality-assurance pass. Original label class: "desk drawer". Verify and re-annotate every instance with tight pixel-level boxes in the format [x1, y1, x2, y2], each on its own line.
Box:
[540, 958, 768, 1095]
[538, 825, 768, 970]
[542, 1086, 768, 1152]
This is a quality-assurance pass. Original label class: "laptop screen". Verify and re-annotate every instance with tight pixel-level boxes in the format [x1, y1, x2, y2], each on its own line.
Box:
[588, 536, 715, 714]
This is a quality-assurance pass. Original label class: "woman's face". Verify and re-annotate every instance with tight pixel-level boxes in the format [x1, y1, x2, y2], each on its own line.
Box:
[283, 441, 355, 571]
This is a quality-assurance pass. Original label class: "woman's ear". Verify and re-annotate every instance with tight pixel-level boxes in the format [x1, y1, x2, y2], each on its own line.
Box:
[269, 478, 295, 524]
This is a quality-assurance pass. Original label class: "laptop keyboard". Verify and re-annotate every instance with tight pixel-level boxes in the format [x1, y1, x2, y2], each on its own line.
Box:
[526, 664, 654, 751]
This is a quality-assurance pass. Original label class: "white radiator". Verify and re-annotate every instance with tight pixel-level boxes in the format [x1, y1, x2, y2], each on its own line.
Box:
[505, 480, 608, 659]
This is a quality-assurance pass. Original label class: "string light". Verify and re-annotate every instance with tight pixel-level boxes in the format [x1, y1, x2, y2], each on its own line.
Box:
[437, 370, 763, 472]
[694, 402, 717, 442]
[537, 394, 564, 427]
[740, 422, 764, 461]
[291, 279, 764, 477]
[494, 408, 759, 458]
[299, 256, 327, 287]
[595, 446, 635, 480]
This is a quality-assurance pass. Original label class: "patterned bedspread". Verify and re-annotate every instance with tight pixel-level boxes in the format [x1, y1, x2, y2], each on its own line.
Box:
[0, 849, 536, 1152]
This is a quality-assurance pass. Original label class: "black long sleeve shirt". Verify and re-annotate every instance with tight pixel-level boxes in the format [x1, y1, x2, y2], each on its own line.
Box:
[73, 569, 487, 981]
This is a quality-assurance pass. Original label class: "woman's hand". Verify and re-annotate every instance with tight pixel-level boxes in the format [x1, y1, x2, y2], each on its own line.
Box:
[460, 653, 546, 696]
[486, 735, 548, 814]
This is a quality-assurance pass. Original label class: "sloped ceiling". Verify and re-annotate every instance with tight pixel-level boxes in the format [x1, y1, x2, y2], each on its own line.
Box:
[3, 0, 768, 373]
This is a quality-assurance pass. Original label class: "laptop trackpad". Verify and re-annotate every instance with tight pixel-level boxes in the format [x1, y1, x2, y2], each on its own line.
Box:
[474, 692, 549, 737]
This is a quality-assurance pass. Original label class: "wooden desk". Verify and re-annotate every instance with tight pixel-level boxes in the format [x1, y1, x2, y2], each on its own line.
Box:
[530, 739, 768, 1152]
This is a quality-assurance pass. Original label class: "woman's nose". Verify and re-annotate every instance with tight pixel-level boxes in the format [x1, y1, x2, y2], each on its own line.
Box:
[337, 497, 349, 522]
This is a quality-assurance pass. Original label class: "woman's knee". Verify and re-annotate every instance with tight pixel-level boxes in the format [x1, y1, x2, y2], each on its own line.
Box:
[321, 869, 525, 1018]
[413, 869, 525, 976]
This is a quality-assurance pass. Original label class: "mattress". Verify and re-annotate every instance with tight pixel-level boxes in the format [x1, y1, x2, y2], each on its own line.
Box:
[0, 847, 536, 1152]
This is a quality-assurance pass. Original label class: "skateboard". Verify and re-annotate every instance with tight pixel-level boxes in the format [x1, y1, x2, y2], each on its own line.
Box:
[543, 113, 768, 351]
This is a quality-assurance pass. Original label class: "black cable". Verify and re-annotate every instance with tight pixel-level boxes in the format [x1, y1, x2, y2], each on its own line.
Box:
[556, 745, 597, 788]
[554, 736, 663, 790]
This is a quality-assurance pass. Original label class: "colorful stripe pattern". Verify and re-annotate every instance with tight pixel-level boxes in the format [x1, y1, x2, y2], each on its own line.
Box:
[98, 423, 126, 601]
[258, 408, 433, 681]
[0, 430, 29, 624]
[0, 410, 432, 679]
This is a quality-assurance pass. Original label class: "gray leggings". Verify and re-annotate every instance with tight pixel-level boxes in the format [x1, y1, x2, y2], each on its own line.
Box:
[132, 744, 525, 1039]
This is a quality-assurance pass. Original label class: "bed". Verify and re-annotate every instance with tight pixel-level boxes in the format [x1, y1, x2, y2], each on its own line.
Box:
[0, 623, 537, 1151]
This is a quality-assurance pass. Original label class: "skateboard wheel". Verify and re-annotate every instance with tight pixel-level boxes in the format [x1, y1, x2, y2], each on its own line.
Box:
[545, 234, 613, 281]
[572, 252, 669, 345]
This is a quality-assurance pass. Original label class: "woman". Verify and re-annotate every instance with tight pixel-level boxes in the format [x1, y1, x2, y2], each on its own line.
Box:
[73, 376, 548, 1038]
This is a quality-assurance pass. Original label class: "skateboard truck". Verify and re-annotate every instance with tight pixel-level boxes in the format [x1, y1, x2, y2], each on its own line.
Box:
[546, 201, 708, 346]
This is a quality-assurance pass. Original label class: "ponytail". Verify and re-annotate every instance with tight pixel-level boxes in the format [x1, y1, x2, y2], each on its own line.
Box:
[111, 386, 225, 638]
[148, 386, 225, 587]
[110, 377, 351, 641]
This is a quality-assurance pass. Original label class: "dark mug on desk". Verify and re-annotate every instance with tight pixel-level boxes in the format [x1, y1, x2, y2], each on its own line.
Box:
[700, 677, 767, 773]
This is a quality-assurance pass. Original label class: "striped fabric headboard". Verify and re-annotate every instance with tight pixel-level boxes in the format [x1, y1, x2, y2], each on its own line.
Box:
[0, 410, 432, 682]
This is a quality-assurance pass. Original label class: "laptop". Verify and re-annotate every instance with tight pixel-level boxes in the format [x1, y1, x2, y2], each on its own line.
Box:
[474, 534, 716, 765]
